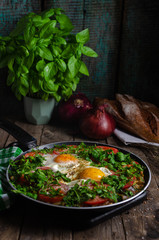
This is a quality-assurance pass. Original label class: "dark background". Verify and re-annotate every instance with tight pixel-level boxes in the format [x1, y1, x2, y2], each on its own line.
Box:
[0, 0, 159, 117]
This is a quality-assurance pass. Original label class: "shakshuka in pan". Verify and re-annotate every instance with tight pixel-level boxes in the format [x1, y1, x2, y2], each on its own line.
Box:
[9, 143, 145, 207]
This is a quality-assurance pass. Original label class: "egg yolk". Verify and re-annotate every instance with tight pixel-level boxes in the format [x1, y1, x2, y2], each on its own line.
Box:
[54, 154, 78, 163]
[79, 167, 106, 181]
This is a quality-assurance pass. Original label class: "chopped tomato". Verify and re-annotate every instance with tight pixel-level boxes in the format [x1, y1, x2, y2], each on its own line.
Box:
[51, 183, 69, 193]
[123, 164, 133, 168]
[96, 146, 118, 154]
[38, 194, 64, 204]
[84, 196, 108, 205]
[24, 152, 36, 158]
[110, 170, 120, 176]
[123, 161, 139, 168]
[68, 145, 77, 148]
[38, 182, 69, 204]
[24, 151, 44, 158]
[134, 161, 139, 164]
[36, 166, 51, 170]
[19, 174, 26, 184]
[123, 176, 136, 189]
[52, 150, 60, 155]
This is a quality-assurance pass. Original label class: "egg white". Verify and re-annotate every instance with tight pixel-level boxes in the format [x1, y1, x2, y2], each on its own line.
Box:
[42, 153, 89, 178]
[42, 153, 112, 181]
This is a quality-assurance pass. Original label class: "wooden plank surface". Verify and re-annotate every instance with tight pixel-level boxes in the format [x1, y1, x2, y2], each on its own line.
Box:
[44, 0, 123, 100]
[0, 0, 41, 36]
[1, 0, 159, 117]
[77, 0, 123, 100]
[0, 120, 159, 239]
[117, 0, 159, 107]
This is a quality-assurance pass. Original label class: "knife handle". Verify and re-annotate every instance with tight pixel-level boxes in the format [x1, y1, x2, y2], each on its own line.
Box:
[0, 118, 37, 151]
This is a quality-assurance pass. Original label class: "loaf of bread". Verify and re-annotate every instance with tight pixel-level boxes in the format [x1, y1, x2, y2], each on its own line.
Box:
[94, 94, 159, 143]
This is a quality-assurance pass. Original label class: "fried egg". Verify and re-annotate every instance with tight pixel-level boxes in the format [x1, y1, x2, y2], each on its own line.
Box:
[43, 153, 78, 170]
[43, 153, 111, 182]
[43, 153, 89, 178]
[78, 166, 112, 181]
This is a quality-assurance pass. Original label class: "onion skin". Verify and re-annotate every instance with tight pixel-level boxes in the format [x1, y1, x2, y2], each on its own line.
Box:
[58, 93, 92, 124]
[79, 105, 116, 139]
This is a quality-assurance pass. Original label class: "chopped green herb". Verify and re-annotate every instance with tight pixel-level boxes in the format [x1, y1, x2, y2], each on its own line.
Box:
[9, 143, 145, 207]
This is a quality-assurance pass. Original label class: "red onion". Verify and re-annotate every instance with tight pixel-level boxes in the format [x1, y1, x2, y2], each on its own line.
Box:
[58, 93, 92, 124]
[79, 105, 116, 139]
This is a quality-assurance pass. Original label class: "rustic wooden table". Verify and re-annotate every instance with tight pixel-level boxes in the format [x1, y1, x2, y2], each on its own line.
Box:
[0, 118, 159, 240]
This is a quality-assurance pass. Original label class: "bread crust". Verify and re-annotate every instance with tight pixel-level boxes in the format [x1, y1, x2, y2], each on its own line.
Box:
[94, 94, 159, 143]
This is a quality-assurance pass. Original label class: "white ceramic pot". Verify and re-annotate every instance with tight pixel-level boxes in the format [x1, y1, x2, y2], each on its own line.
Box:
[24, 96, 55, 125]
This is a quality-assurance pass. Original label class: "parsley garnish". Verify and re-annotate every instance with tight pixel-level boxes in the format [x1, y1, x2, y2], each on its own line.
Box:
[9, 143, 145, 207]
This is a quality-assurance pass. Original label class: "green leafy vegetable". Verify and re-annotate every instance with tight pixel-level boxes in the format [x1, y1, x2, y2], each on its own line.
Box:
[9, 143, 145, 207]
[0, 8, 98, 101]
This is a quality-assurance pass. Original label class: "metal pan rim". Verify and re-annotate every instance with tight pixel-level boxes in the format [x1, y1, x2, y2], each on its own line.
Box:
[6, 141, 151, 212]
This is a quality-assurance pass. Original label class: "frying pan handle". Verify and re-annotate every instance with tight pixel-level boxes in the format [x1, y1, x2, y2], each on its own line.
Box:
[0, 118, 37, 151]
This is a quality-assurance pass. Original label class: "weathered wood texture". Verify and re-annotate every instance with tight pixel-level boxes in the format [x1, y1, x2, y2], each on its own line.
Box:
[0, 120, 159, 240]
[44, 0, 123, 100]
[0, 0, 159, 117]
[117, 0, 159, 106]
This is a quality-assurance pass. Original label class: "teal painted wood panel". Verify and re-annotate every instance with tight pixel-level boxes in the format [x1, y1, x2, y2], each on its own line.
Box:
[1, 0, 159, 117]
[118, 0, 159, 106]
[44, 0, 84, 34]
[78, 0, 123, 100]
[44, 0, 123, 101]
[0, 0, 41, 36]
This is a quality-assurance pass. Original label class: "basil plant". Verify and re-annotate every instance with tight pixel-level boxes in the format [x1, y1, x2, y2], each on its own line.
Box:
[0, 8, 98, 101]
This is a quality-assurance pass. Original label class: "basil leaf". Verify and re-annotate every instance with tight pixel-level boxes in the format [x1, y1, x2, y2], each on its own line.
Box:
[8, 58, 14, 72]
[40, 20, 56, 38]
[32, 15, 50, 28]
[76, 29, 89, 44]
[61, 44, 73, 59]
[79, 61, 89, 76]
[36, 59, 46, 72]
[41, 9, 55, 19]
[36, 46, 53, 61]
[56, 59, 67, 72]
[56, 14, 74, 32]
[19, 46, 29, 57]
[24, 51, 34, 69]
[19, 84, 28, 96]
[37, 38, 51, 48]
[27, 37, 38, 50]
[68, 55, 81, 77]
[44, 62, 58, 80]
[61, 86, 72, 99]
[19, 65, 29, 74]
[43, 80, 59, 93]
[24, 23, 35, 43]
[51, 45, 62, 56]
[54, 37, 66, 45]
[82, 46, 98, 57]
[30, 76, 41, 93]
[20, 74, 29, 88]
[52, 92, 61, 102]
[54, 8, 63, 15]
